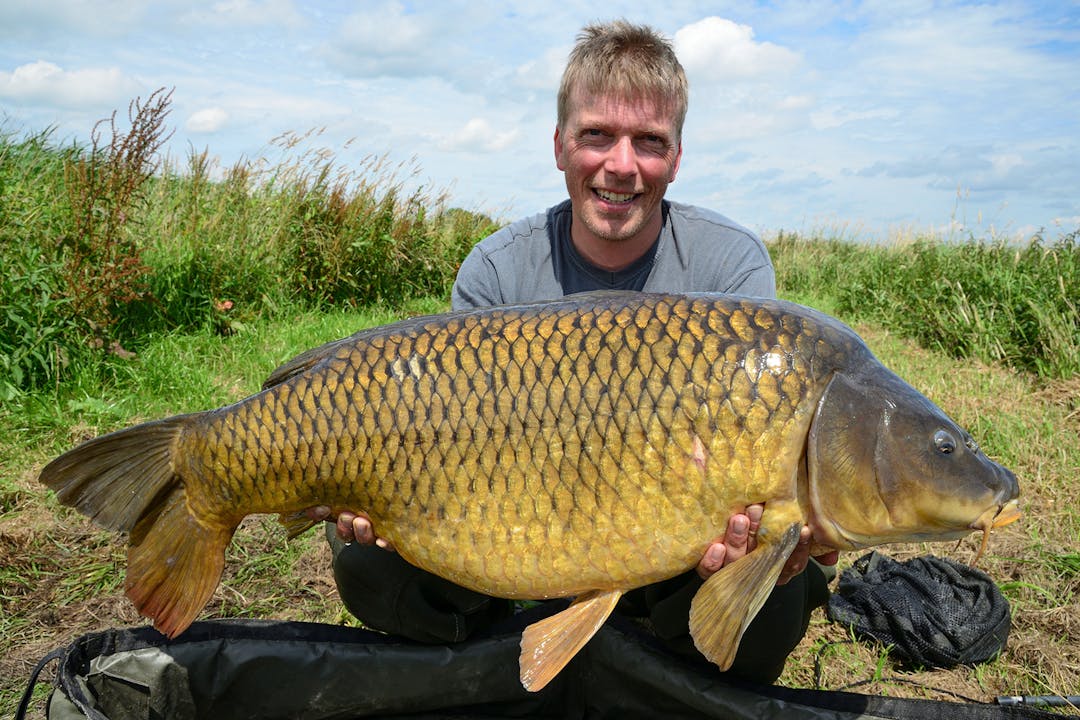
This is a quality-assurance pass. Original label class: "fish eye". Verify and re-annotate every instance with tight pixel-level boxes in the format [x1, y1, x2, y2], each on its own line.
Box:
[934, 429, 957, 454]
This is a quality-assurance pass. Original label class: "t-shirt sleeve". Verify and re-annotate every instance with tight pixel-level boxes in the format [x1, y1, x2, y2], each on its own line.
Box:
[451, 243, 503, 310]
[722, 258, 776, 298]
[649, 203, 777, 300]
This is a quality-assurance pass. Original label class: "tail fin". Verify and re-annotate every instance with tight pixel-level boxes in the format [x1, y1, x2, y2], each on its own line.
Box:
[39, 415, 235, 638]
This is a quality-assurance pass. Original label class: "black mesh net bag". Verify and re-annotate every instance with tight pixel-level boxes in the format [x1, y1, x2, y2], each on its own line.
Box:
[826, 551, 1011, 668]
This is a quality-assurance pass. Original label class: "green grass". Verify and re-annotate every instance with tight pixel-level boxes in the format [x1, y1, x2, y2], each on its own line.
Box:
[1, 104, 498, 400]
[4, 98, 1076, 406]
[769, 230, 1080, 379]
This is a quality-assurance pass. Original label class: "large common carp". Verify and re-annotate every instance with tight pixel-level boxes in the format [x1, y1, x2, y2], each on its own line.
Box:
[40, 291, 1020, 691]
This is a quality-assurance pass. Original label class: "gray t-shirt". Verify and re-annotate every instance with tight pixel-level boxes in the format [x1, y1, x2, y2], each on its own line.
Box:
[451, 199, 775, 310]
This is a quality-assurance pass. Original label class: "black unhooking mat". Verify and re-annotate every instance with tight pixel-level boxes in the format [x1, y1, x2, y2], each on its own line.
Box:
[18, 605, 1065, 720]
[827, 552, 1013, 669]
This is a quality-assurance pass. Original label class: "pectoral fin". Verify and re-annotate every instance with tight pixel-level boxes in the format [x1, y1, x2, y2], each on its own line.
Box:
[519, 589, 622, 692]
[278, 510, 318, 539]
[688, 521, 801, 671]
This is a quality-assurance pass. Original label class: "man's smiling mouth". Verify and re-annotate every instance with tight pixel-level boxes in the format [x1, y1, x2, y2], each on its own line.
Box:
[594, 189, 638, 203]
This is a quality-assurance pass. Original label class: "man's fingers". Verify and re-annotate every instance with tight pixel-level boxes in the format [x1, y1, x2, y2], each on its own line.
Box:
[745, 504, 763, 551]
[696, 511, 749, 580]
[726, 514, 751, 556]
[350, 514, 376, 545]
[335, 513, 356, 542]
[332, 511, 395, 551]
[814, 549, 840, 567]
[305, 505, 332, 522]
[697, 541, 727, 580]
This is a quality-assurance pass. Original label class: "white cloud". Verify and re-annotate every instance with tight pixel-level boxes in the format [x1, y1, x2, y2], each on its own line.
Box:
[847, 4, 1054, 96]
[0, 60, 141, 109]
[810, 106, 898, 131]
[0, 2, 1072, 239]
[438, 118, 520, 153]
[322, 2, 508, 97]
[180, 0, 306, 28]
[186, 107, 230, 133]
[514, 45, 569, 92]
[326, 2, 444, 78]
[0, 0, 146, 39]
[674, 17, 801, 84]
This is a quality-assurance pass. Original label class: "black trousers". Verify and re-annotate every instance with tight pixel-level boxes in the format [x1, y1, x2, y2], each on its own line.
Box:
[328, 524, 831, 685]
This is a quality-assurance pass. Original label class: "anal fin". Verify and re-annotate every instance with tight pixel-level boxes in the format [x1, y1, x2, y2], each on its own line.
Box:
[688, 521, 801, 671]
[127, 486, 236, 638]
[519, 589, 622, 692]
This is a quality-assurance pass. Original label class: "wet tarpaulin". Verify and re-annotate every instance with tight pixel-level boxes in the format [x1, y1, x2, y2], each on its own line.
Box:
[21, 612, 1065, 720]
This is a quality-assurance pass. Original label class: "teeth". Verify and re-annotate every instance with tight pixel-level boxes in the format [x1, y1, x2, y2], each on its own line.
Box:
[595, 189, 635, 203]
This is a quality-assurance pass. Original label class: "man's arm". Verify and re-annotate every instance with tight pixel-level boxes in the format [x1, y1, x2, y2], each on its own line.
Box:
[723, 261, 776, 299]
[450, 242, 504, 311]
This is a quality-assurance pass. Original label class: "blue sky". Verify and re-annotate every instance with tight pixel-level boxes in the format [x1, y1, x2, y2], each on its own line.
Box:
[2, 1, 1078, 241]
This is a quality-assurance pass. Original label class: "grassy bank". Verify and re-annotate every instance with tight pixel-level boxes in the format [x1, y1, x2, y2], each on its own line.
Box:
[2, 92, 1078, 406]
[769, 230, 1080, 379]
[1, 92, 498, 400]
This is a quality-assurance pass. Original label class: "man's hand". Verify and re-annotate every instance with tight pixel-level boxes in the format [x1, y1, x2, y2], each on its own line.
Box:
[696, 504, 839, 584]
[304, 506, 395, 551]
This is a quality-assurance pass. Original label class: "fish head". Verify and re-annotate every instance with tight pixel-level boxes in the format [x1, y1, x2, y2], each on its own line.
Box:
[806, 367, 1020, 553]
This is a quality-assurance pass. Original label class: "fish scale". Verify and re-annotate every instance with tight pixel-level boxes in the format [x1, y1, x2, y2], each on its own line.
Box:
[40, 291, 1021, 691]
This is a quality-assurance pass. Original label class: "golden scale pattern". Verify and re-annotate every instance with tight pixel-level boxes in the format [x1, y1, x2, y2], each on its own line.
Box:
[181, 294, 862, 597]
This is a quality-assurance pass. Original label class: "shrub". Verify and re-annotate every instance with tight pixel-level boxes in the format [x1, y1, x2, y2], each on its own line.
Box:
[0, 128, 81, 397]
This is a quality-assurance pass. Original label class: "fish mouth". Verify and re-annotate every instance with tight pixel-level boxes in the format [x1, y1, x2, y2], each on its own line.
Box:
[989, 499, 1022, 529]
[969, 499, 1022, 566]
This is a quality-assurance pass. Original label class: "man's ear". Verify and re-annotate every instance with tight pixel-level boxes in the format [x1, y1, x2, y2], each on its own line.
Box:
[670, 142, 683, 182]
[554, 126, 566, 171]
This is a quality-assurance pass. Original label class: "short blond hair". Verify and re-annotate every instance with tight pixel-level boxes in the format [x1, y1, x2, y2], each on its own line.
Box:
[557, 20, 689, 140]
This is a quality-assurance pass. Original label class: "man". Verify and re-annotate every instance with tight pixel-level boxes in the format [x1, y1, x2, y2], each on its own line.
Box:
[313, 20, 835, 684]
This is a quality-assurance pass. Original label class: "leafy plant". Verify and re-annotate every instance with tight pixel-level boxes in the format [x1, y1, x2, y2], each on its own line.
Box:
[59, 87, 173, 338]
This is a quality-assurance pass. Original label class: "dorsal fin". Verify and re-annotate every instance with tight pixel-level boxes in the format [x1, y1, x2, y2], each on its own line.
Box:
[262, 337, 353, 389]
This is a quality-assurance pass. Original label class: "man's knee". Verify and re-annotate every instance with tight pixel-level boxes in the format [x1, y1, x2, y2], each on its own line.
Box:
[329, 530, 511, 643]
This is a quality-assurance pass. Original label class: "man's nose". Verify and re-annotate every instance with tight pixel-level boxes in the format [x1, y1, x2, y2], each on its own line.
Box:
[604, 136, 637, 176]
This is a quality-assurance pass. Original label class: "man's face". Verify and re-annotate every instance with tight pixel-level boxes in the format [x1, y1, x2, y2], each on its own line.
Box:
[554, 89, 683, 255]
